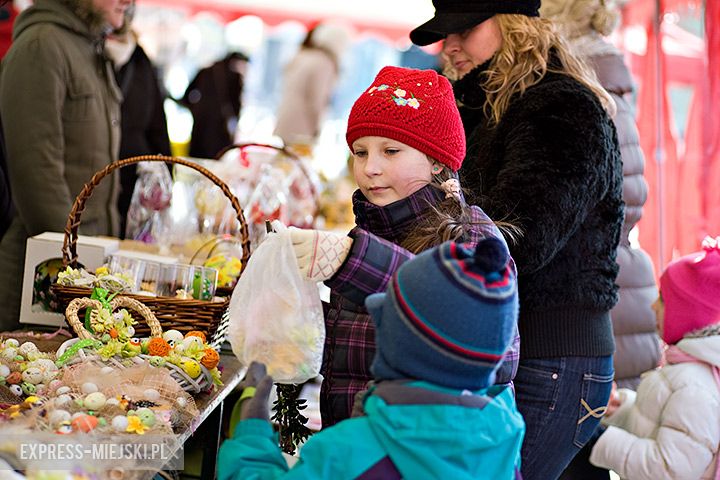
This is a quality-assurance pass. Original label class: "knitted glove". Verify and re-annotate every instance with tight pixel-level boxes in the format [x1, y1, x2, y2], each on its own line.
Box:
[289, 227, 353, 282]
[239, 361, 274, 421]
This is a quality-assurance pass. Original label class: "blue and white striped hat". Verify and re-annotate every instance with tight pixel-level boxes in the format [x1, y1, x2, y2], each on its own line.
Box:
[366, 237, 518, 390]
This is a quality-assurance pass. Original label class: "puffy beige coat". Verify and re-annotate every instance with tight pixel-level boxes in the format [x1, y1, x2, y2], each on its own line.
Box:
[273, 48, 338, 146]
[590, 335, 720, 479]
[0, 0, 121, 330]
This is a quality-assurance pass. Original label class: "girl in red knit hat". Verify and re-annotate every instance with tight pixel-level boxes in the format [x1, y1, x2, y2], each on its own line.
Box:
[288, 65, 521, 428]
[589, 236, 720, 479]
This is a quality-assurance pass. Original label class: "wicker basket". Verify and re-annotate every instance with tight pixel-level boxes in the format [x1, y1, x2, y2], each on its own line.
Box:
[52, 155, 251, 346]
[58, 296, 213, 394]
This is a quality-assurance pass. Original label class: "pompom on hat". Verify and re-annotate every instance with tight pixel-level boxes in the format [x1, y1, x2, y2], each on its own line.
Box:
[365, 237, 518, 390]
[659, 236, 720, 345]
[410, 0, 541, 46]
[346, 66, 465, 172]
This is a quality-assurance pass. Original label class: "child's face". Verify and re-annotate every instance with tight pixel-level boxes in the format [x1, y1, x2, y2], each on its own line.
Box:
[351, 136, 433, 207]
[652, 295, 665, 337]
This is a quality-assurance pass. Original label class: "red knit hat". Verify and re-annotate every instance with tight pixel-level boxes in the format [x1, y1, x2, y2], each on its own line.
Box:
[346, 66, 466, 172]
[660, 236, 720, 344]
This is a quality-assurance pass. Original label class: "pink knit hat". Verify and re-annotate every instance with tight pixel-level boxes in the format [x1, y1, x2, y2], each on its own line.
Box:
[660, 236, 720, 344]
[346, 66, 466, 172]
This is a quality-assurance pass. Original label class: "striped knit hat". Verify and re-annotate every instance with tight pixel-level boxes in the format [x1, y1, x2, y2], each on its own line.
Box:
[346, 66, 466, 172]
[365, 237, 518, 390]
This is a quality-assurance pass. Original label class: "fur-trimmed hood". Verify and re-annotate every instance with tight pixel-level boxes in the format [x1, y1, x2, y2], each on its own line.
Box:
[13, 0, 110, 42]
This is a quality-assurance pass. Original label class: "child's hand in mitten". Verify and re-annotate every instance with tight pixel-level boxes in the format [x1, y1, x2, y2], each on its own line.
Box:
[605, 381, 621, 417]
[239, 361, 274, 421]
[288, 227, 353, 281]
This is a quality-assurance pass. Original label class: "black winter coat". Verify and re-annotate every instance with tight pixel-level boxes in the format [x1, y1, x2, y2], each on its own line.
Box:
[113, 44, 171, 238]
[454, 62, 624, 359]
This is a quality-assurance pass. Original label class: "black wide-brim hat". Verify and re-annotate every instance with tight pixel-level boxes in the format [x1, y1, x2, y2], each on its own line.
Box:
[410, 0, 541, 46]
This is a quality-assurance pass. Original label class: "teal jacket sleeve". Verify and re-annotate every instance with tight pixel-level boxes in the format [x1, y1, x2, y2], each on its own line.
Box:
[218, 418, 383, 480]
[218, 419, 290, 480]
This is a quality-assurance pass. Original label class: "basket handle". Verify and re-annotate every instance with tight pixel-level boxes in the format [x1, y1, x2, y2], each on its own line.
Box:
[215, 143, 320, 218]
[65, 296, 163, 340]
[62, 155, 250, 272]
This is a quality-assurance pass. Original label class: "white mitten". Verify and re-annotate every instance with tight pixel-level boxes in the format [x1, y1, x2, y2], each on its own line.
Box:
[289, 227, 353, 282]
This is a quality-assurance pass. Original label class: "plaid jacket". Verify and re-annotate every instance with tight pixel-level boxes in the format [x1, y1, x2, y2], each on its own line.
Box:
[320, 185, 521, 427]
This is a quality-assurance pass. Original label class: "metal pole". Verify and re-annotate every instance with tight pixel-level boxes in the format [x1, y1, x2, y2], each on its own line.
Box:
[654, 0, 665, 268]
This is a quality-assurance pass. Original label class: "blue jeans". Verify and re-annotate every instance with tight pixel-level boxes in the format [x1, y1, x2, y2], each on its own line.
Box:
[515, 356, 614, 480]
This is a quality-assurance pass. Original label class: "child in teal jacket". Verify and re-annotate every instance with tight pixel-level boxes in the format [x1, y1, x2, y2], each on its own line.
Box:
[218, 237, 525, 479]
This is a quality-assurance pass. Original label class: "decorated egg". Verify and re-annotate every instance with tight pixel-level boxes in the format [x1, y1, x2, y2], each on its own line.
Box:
[173, 343, 186, 354]
[35, 385, 47, 396]
[47, 379, 63, 392]
[56, 421, 73, 435]
[162, 330, 184, 347]
[34, 358, 58, 372]
[143, 389, 160, 402]
[81, 382, 98, 394]
[176, 397, 187, 408]
[106, 397, 121, 408]
[55, 394, 72, 406]
[84, 392, 107, 410]
[135, 407, 156, 427]
[0, 364, 10, 377]
[72, 414, 99, 433]
[181, 359, 202, 379]
[148, 356, 166, 368]
[21, 382, 36, 395]
[185, 331, 207, 343]
[6, 371, 21, 385]
[181, 336, 203, 350]
[3, 339, 19, 348]
[56, 386, 71, 395]
[18, 342, 39, 358]
[26, 351, 42, 362]
[127, 326, 135, 337]
[111, 415, 129, 432]
[71, 411, 86, 421]
[1, 347, 18, 361]
[49, 409, 71, 426]
[22, 367, 44, 385]
[9, 384, 22, 396]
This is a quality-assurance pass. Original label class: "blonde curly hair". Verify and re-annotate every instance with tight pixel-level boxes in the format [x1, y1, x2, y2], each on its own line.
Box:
[444, 14, 615, 125]
[540, 0, 621, 38]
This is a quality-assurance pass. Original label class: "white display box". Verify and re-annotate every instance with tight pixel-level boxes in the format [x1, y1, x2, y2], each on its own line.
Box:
[20, 232, 119, 327]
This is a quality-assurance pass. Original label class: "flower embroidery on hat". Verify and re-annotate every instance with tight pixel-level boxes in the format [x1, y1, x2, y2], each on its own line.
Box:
[367, 84, 421, 109]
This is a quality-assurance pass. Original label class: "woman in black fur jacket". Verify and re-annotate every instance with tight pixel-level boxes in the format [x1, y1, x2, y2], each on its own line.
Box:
[411, 2, 624, 479]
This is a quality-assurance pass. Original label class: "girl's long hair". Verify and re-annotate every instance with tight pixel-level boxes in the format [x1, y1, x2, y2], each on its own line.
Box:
[447, 14, 615, 126]
[401, 165, 522, 254]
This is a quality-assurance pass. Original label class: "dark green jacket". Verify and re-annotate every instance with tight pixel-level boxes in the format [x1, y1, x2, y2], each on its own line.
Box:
[0, 0, 121, 329]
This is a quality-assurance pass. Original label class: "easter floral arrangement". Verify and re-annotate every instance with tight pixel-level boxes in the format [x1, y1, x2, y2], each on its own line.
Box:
[1, 363, 199, 438]
[58, 295, 222, 394]
[57, 265, 135, 294]
[0, 338, 59, 400]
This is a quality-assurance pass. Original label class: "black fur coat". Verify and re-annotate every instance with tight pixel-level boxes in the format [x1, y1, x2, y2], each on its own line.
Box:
[454, 63, 624, 358]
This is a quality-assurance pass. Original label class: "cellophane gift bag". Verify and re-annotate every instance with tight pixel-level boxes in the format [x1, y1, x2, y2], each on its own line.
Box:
[227, 223, 324, 384]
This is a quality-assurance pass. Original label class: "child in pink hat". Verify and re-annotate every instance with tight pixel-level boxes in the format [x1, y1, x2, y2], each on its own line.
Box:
[590, 236, 720, 479]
